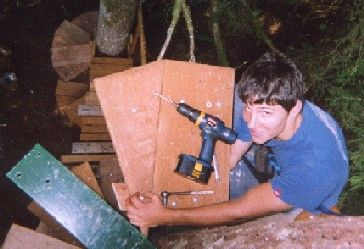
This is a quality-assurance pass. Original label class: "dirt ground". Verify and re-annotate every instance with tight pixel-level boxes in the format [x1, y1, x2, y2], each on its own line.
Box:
[0, 1, 99, 243]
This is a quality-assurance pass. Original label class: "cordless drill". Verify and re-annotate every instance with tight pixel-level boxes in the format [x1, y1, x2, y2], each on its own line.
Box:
[174, 103, 237, 183]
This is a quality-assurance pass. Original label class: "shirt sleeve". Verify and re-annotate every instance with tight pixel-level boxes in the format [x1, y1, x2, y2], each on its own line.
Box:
[271, 158, 343, 212]
[235, 115, 252, 142]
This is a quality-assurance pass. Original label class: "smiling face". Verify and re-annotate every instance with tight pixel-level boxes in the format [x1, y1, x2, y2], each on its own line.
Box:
[242, 102, 298, 144]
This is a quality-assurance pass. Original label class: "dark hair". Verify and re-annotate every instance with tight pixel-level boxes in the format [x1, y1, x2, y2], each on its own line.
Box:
[237, 53, 304, 111]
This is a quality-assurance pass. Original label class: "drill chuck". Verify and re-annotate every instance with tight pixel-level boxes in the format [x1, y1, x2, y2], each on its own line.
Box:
[176, 103, 201, 124]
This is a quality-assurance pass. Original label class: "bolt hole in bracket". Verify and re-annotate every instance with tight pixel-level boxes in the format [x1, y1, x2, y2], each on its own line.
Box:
[6, 144, 155, 249]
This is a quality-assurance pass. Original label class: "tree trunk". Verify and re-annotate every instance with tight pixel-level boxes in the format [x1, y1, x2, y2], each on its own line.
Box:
[211, 0, 229, 66]
[96, 0, 138, 56]
[151, 213, 364, 248]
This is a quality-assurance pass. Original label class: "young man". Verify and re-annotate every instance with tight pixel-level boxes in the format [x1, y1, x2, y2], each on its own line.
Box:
[125, 53, 349, 228]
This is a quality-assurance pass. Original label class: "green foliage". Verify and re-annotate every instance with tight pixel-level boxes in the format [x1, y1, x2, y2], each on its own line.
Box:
[290, 1, 364, 215]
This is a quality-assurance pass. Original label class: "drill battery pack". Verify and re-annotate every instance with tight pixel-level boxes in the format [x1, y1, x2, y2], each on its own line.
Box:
[175, 154, 213, 183]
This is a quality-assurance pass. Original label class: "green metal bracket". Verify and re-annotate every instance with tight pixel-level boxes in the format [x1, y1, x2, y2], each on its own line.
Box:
[6, 144, 155, 249]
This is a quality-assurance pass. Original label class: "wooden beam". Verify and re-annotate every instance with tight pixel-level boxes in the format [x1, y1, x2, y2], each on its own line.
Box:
[112, 183, 130, 211]
[90, 57, 132, 82]
[56, 80, 89, 97]
[72, 142, 114, 154]
[61, 154, 117, 164]
[71, 161, 103, 197]
[82, 116, 106, 125]
[80, 133, 111, 141]
[84, 91, 99, 105]
[81, 124, 108, 133]
[99, 157, 124, 209]
[60, 96, 85, 127]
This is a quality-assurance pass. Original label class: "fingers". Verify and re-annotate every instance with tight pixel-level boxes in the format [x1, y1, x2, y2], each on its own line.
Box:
[143, 192, 161, 201]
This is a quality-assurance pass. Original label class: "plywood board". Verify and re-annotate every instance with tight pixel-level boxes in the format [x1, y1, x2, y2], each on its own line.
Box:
[112, 183, 130, 211]
[153, 60, 234, 208]
[2, 224, 80, 249]
[95, 60, 234, 209]
[95, 61, 164, 193]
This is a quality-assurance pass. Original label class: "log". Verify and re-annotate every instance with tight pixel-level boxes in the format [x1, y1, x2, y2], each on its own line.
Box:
[151, 213, 364, 249]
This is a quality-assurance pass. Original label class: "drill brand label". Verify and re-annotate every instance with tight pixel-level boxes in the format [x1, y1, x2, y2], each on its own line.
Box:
[191, 162, 203, 179]
[195, 112, 205, 127]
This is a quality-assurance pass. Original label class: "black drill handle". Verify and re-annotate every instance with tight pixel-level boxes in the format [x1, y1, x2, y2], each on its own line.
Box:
[199, 133, 216, 164]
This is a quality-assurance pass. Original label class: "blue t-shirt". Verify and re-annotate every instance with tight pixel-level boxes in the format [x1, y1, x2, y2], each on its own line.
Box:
[234, 100, 349, 213]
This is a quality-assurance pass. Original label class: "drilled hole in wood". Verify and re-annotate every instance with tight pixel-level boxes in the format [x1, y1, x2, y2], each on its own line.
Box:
[45, 178, 51, 184]
[16, 172, 22, 178]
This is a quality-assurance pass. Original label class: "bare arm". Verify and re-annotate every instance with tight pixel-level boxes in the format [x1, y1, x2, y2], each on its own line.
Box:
[126, 183, 292, 228]
[229, 139, 252, 170]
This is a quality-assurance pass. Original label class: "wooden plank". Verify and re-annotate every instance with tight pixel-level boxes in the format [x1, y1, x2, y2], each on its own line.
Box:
[112, 183, 129, 211]
[81, 124, 108, 133]
[90, 63, 132, 77]
[56, 80, 88, 97]
[55, 62, 90, 82]
[72, 142, 114, 154]
[2, 224, 81, 249]
[153, 60, 234, 208]
[84, 91, 99, 105]
[89, 57, 133, 91]
[99, 157, 124, 209]
[78, 105, 103, 116]
[80, 133, 111, 141]
[95, 60, 234, 209]
[138, 5, 147, 65]
[61, 96, 84, 127]
[91, 57, 133, 65]
[51, 44, 92, 68]
[61, 154, 117, 163]
[56, 95, 76, 110]
[82, 116, 106, 125]
[71, 161, 103, 196]
[53, 20, 90, 47]
[94, 62, 164, 194]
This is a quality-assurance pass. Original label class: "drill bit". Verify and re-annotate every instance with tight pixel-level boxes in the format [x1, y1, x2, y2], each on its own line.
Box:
[212, 154, 221, 183]
[153, 92, 178, 106]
